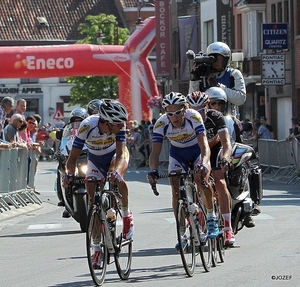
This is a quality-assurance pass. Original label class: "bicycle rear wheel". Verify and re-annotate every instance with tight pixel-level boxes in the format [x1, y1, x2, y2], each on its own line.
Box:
[197, 203, 212, 272]
[114, 207, 132, 280]
[86, 205, 108, 286]
[176, 199, 196, 277]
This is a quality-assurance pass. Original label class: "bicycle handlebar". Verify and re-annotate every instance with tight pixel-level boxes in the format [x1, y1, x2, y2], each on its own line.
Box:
[150, 170, 199, 197]
[85, 177, 122, 199]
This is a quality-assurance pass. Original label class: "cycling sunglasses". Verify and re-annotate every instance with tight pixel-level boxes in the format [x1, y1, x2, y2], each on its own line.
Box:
[210, 101, 223, 106]
[166, 108, 184, 117]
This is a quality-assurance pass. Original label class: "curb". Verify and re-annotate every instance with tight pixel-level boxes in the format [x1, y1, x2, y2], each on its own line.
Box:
[0, 203, 42, 222]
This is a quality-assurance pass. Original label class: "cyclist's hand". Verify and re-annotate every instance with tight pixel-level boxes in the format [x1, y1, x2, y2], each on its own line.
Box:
[107, 171, 123, 184]
[147, 169, 159, 185]
[220, 158, 230, 172]
[197, 163, 210, 179]
[63, 174, 74, 188]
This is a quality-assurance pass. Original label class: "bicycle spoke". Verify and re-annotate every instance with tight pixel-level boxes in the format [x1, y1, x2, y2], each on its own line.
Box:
[176, 200, 195, 277]
[86, 206, 107, 286]
[114, 208, 132, 280]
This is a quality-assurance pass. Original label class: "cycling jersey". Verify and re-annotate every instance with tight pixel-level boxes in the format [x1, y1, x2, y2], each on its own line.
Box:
[152, 109, 206, 171]
[152, 109, 205, 147]
[204, 109, 227, 148]
[73, 115, 126, 155]
[72, 115, 127, 178]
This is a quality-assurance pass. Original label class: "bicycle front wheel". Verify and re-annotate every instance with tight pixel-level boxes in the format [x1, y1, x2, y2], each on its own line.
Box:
[86, 205, 108, 286]
[176, 199, 196, 277]
[197, 204, 212, 272]
[114, 207, 132, 280]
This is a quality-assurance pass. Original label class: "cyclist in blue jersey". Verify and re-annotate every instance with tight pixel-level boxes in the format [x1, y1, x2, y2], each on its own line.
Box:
[64, 99, 134, 241]
[147, 92, 219, 248]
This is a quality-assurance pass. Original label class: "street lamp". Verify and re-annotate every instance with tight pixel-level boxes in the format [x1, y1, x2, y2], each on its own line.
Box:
[97, 19, 119, 45]
[135, 0, 155, 27]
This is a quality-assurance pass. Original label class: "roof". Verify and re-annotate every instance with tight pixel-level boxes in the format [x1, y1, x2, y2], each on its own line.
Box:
[0, 0, 122, 42]
[122, 0, 155, 8]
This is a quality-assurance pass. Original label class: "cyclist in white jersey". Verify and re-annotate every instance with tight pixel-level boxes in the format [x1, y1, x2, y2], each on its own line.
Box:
[147, 92, 219, 246]
[64, 99, 134, 240]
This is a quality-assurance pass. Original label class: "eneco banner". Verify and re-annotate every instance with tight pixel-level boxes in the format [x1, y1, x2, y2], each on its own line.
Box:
[178, 17, 198, 81]
[0, 17, 158, 121]
[155, 0, 171, 77]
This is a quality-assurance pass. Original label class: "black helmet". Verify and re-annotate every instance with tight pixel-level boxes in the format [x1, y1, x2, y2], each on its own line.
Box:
[87, 99, 102, 115]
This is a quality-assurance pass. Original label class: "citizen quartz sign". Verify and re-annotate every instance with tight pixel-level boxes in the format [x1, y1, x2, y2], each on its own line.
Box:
[262, 23, 288, 50]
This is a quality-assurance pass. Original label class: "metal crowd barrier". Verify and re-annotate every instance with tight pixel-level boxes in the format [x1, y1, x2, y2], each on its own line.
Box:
[0, 148, 42, 213]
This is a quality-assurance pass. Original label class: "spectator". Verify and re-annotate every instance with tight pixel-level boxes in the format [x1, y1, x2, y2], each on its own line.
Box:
[3, 113, 27, 148]
[260, 116, 274, 139]
[286, 117, 300, 142]
[253, 120, 273, 140]
[0, 96, 14, 149]
[12, 99, 28, 142]
[242, 119, 254, 140]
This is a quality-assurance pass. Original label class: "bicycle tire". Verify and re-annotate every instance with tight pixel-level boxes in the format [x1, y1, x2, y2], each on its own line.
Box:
[213, 197, 225, 264]
[86, 205, 108, 286]
[197, 202, 212, 272]
[176, 199, 196, 277]
[114, 206, 132, 280]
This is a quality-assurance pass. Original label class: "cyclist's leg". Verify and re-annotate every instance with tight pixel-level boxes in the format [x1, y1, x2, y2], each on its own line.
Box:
[194, 155, 219, 239]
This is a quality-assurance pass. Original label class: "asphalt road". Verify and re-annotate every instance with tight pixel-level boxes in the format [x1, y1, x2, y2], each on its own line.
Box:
[0, 161, 299, 287]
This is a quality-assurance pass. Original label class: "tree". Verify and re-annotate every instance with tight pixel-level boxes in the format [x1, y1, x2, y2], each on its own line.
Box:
[66, 14, 130, 106]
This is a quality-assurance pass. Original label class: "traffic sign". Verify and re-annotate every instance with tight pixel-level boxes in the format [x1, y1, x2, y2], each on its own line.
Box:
[53, 108, 64, 120]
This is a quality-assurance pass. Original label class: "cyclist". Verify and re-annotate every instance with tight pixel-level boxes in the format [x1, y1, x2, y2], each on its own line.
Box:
[206, 87, 256, 228]
[186, 90, 235, 245]
[63, 99, 134, 230]
[87, 99, 102, 115]
[189, 41, 246, 118]
[147, 92, 219, 249]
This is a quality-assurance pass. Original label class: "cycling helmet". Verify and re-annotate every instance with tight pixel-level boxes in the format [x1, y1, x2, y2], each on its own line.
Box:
[87, 99, 102, 115]
[162, 92, 186, 109]
[98, 99, 128, 123]
[206, 87, 227, 102]
[207, 42, 231, 69]
[69, 107, 88, 123]
[186, 91, 209, 107]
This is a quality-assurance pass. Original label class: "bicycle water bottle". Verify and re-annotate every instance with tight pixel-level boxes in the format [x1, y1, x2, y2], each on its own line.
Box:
[107, 208, 116, 231]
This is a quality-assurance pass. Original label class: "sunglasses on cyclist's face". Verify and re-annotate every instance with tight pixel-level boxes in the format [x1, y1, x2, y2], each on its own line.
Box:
[210, 101, 223, 107]
[166, 108, 184, 117]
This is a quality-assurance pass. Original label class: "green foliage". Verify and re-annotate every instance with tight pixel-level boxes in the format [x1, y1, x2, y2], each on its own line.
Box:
[66, 14, 130, 106]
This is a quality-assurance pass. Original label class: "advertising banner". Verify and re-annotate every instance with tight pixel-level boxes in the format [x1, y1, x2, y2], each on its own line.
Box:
[262, 23, 288, 50]
[217, 0, 234, 48]
[178, 17, 198, 81]
[155, 0, 171, 77]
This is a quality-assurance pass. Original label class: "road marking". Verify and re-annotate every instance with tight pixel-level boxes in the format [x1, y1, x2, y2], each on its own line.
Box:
[27, 224, 62, 229]
[252, 214, 275, 220]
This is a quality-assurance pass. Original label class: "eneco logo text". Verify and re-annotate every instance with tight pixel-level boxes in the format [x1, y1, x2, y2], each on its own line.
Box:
[26, 56, 74, 70]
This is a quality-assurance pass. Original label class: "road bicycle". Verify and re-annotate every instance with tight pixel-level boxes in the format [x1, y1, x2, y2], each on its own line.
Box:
[151, 169, 213, 276]
[86, 177, 133, 286]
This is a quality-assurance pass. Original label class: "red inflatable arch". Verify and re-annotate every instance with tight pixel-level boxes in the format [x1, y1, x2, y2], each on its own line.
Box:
[0, 17, 158, 121]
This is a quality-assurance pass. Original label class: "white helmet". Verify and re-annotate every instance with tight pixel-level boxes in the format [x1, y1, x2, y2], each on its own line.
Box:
[162, 92, 186, 109]
[98, 99, 128, 123]
[207, 42, 231, 69]
[206, 87, 227, 102]
[186, 91, 209, 107]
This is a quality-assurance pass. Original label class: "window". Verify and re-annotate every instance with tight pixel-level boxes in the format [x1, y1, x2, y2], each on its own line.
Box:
[277, 2, 282, 22]
[21, 78, 38, 84]
[271, 4, 276, 22]
[257, 12, 264, 54]
[204, 20, 213, 49]
[283, 1, 289, 22]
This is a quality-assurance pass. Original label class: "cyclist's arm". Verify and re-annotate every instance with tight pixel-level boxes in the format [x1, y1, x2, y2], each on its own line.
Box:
[196, 133, 211, 171]
[218, 129, 232, 163]
[149, 142, 162, 170]
[65, 147, 82, 174]
[114, 140, 127, 175]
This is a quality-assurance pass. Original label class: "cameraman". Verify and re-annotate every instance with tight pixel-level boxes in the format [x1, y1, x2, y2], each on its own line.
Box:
[188, 42, 246, 117]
